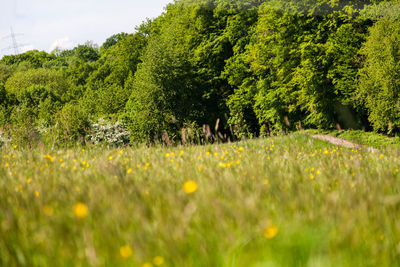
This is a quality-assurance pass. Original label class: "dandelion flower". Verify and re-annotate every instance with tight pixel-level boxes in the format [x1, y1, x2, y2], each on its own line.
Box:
[153, 256, 164, 266]
[183, 180, 198, 194]
[120, 245, 133, 259]
[263, 225, 278, 239]
[43, 205, 54, 217]
[34, 190, 39, 197]
[73, 202, 88, 218]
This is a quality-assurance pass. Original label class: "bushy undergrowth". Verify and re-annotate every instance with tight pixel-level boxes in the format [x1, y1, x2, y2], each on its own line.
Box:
[87, 118, 130, 146]
[1, 133, 399, 266]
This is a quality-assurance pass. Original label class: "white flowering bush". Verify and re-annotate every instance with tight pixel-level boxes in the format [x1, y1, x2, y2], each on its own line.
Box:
[0, 133, 10, 147]
[87, 118, 130, 146]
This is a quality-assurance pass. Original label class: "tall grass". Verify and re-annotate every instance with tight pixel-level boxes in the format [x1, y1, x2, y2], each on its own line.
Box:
[1, 132, 399, 266]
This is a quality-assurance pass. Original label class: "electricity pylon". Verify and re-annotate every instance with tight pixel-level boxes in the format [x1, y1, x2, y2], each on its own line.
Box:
[1, 27, 28, 55]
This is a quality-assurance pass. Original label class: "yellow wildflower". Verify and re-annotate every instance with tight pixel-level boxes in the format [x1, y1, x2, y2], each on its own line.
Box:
[183, 180, 198, 194]
[73, 202, 88, 218]
[263, 225, 278, 239]
[43, 205, 54, 217]
[120, 245, 133, 259]
[153, 256, 164, 266]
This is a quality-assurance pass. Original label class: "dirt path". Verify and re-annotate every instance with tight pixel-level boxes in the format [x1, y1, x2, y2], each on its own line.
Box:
[311, 134, 378, 153]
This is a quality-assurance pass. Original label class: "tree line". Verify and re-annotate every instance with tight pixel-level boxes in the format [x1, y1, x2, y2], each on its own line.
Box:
[0, 0, 399, 146]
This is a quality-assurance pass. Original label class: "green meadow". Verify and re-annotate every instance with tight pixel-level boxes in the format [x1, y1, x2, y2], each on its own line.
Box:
[1, 132, 399, 266]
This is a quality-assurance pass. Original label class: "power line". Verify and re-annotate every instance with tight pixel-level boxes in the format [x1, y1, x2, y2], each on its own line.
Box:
[1, 27, 28, 55]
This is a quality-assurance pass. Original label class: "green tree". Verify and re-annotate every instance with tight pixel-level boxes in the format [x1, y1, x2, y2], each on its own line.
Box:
[5, 68, 72, 102]
[358, 17, 400, 133]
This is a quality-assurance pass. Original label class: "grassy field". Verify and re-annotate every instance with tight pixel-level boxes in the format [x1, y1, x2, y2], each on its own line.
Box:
[1, 132, 400, 266]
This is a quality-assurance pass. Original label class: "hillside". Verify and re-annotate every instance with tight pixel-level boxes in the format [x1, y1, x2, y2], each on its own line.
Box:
[1, 0, 400, 146]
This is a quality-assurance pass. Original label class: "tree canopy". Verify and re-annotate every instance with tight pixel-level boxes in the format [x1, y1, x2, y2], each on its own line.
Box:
[1, 0, 400, 145]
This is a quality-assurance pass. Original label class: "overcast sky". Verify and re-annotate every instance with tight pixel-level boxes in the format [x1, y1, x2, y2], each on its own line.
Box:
[0, 0, 172, 58]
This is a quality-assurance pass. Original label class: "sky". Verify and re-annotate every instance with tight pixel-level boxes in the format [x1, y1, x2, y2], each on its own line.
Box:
[0, 0, 173, 58]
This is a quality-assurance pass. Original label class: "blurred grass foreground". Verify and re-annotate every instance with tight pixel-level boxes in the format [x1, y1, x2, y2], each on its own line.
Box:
[1, 132, 400, 266]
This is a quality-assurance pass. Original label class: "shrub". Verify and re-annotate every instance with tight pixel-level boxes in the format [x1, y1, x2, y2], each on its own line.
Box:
[7, 107, 40, 147]
[54, 103, 90, 144]
[87, 118, 130, 146]
[0, 133, 10, 147]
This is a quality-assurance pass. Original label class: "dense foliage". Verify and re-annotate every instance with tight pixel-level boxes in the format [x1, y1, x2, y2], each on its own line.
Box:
[1, 0, 400, 146]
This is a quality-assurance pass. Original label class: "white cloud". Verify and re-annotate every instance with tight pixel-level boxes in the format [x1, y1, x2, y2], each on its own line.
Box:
[49, 37, 74, 52]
